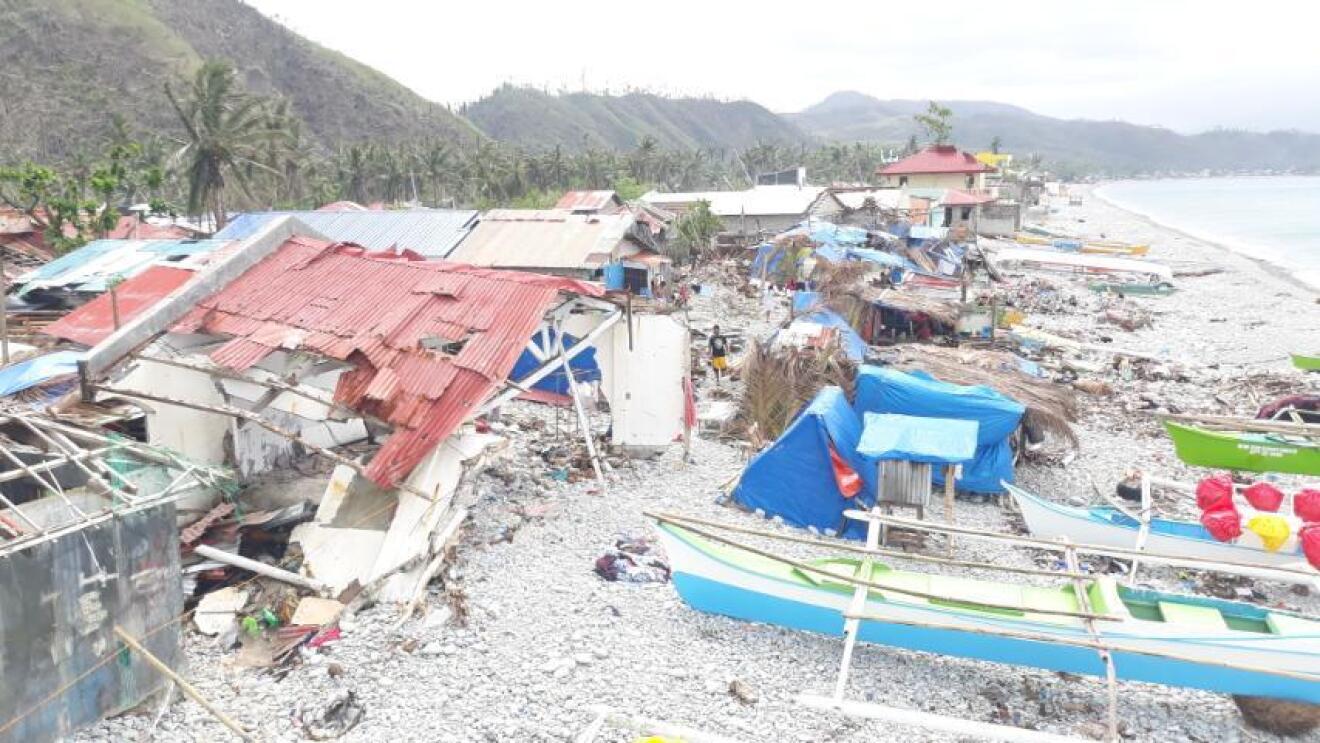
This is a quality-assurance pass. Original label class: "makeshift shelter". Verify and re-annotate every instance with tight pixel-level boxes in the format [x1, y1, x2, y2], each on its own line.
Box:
[777, 308, 868, 363]
[854, 366, 1024, 494]
[733, 386, 874, 538]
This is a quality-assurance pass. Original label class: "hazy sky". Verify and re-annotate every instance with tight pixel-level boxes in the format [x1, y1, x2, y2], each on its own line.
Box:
[247, 0, 1320, 134]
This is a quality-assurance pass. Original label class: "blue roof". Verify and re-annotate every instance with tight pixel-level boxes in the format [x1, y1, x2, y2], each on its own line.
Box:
[17, 239, 227, 294]
[0, 351, 83, 396]
[214, 209, 480, 258]
[857, 413, 978, 464]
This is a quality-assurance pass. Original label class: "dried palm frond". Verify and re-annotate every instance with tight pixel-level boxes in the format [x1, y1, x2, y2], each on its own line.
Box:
[891, 344, 1079, 445]
[735, 341, 856, 441]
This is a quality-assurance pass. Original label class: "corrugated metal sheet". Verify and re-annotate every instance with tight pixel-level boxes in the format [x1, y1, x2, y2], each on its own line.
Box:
[16, 239, 228, 294]
[44, 266, 196, 346]
[175, 235, 603, 486]
[554, 190, 622, 212]
[878, 461, 933, 508]
[641, 185, 838, 218]
[449, 211, 635, 270]
[214, 209, 479, 258]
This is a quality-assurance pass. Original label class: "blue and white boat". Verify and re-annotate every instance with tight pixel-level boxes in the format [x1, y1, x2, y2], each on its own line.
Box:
[1007, 483, 1309, 570]
[653, 516, 1320, 703]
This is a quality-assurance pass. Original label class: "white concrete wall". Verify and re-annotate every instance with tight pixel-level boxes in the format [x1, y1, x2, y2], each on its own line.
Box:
[878, 173, 987, 190]
[118, 359, 231, 465]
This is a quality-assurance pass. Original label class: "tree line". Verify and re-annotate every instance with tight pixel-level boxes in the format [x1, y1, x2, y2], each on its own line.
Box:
[1, 61, 921, 252]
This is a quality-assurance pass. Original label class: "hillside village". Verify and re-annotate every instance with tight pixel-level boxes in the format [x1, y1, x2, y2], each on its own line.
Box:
[2, 3, 1320, 743]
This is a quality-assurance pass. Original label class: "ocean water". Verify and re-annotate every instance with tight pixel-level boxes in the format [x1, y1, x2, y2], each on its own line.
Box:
[1095, 176, 1320, 290]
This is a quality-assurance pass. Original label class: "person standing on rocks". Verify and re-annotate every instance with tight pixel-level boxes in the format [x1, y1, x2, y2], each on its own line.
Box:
[709, 325, 729, 386]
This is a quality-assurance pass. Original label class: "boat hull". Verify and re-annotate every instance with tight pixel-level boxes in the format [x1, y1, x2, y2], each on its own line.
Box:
[1293, 354, 1320, 372]
[1164, 420, 1320, 476]
[1007, 484, 1307, 569]
[656, 523, 1320, 703]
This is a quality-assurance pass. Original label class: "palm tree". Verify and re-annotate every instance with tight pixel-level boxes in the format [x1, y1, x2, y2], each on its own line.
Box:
[166, 60, 287, 228]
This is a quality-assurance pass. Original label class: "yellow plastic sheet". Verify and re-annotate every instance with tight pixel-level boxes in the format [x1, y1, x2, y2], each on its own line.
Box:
[1246, 514, 1291, 552]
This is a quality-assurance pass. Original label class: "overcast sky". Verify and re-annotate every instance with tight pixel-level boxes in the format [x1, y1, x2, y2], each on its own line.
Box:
[247, 0, 1320, 134]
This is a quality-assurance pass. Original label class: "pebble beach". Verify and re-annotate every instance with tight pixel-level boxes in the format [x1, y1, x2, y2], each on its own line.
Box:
[77, 186, 1320, 743]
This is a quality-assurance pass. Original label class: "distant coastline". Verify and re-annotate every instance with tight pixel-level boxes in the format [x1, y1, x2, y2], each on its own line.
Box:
[1093, 178, 1320, 293]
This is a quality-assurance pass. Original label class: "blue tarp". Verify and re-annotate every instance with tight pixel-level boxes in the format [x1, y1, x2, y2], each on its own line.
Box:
[846, 248, 911, 270]
[789, 309, 868, 362]
[733, 387, 875, 539]
[854, 366, 1025, 493]
[0, 351, 83, 396]
[510, 330, 600, 397]
[857, 413, 978, 464]
[792, 290, 822, 314]
[748, 242, 788, 279]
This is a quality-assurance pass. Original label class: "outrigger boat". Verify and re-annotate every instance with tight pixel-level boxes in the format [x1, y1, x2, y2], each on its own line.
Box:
[990, 247, 1173, 282]
[1007, 483, 1310, 572]
[651, 513, 1320, 703]
[1163, 416, 1320, 476]
[1293, 353, 1320, 372]
[1015, 233, 1151, 256]
[1086, 280, 1176, 297]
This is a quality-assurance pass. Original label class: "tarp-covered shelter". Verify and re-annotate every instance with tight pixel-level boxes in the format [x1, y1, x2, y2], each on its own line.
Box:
[732, 387, 875, 538]
[779, 308, 868, 362]
[856, 413, 978, 465]
[854, 366, 1024, 493]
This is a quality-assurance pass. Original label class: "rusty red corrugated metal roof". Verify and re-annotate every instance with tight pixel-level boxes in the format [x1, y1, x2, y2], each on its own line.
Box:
[554, 190, 623, 213]
[44, 265, 196, 346]
[877, 146, 996, 176]
[173, 236, 603, 486]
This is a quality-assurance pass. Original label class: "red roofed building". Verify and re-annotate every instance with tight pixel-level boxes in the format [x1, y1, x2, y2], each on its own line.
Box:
[168, 236, 603, 486]
[876, 145, 996, 191]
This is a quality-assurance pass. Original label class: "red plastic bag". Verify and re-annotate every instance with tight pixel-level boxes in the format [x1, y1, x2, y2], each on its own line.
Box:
[1295, 489, 1320, 523]
[828, 443, 862, 499]
[1200, 507, 1241, 542]
[1300, 525, 1320, 571]
[1195, 474, 1234, 512]
[1242, 482, 1284, 512]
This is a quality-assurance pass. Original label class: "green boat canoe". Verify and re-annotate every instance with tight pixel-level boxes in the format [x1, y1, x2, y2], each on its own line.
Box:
[1163, 420, 1320, 476]
[1293, 353, 1320, 372]
[1087, 281, 1176, 297]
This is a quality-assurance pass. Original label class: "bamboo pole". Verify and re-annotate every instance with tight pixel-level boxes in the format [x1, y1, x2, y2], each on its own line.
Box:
[1159, 413, 1320, 437]
[833, 507, 881, 701]
[843, 508, 1319, 582]
[113, 626, 255, 742]
[1063, 543, 1118, 742]
[11, 417, 138, 500]
[656, 518, 1115, 621]
[192, 545, 327, 593]
[91, 384, 433, 502]
[646, 511, 1094, 581]
[838, 609, 1319, 683]
[943, 464, 956, 556]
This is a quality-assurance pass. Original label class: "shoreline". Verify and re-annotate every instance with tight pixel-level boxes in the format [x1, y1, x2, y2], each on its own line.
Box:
[1091, 181, 1320, 294]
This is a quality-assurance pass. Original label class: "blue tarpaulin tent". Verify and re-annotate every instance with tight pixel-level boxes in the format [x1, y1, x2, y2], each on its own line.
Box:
[854, 366, 1024, 493]
[732, 387, 875, 538]
[857, 413, 978, 465]
[510, 329, 600, 397]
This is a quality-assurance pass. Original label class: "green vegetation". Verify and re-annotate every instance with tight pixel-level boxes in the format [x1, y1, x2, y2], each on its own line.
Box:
[670, 201, 722, 263]
[914, 102, 954, 146]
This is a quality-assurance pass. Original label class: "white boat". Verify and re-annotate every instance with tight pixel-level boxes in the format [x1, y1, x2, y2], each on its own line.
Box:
[1007, 483, 1309, 570]
[989, 246, 1173, 282]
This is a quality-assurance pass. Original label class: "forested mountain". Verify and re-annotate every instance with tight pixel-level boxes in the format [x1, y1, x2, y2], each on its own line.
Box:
[790, 91, 1320, 175]
[0, 0, 477, 160]
[462, 85, 810, 153]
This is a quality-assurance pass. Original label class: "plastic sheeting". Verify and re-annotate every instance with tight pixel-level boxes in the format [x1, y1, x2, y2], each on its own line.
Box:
[784, 308, 868, 362]
[510, 329, 601, 397]
[732, 387, 875, 539]
[856, 413, 978, 464]
[854, 366, 1024, 493]
[0, 351, 83, 396]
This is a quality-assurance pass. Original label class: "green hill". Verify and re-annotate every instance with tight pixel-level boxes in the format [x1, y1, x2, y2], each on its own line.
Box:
[0, 0, 478, 160]
[462, 85, 811, 153]
[789, 91, 1320, 175]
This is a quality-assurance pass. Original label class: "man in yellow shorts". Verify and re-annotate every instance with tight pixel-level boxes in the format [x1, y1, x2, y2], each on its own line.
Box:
[709, 325, 729, 385]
